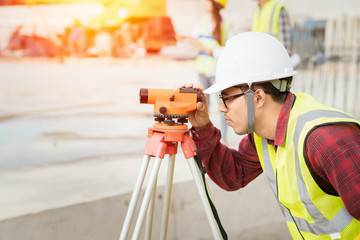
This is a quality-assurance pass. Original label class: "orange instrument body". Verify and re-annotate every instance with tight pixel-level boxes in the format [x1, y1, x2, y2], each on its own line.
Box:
[139, 88, 201, 130]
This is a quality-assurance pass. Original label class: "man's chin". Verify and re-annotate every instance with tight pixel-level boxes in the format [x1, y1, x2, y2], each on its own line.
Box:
[233, 128, 246, 136]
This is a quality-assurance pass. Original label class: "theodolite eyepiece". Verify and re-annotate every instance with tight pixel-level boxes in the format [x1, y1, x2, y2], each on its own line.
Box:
[139, 88, 201, 129]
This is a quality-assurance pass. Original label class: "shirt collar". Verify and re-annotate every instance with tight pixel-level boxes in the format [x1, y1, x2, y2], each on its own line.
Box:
[273, 92, 295, 147]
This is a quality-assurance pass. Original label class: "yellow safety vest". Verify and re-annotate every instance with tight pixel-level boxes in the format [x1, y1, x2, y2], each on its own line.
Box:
[251, 0, 284, 38]
[195, 16, 230, 75]
[254, 93, 360, 239]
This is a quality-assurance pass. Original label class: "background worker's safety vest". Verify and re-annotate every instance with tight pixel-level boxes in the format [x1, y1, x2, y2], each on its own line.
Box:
[253, 93, 360, 239]
[251, 0, 284, 38]
[195, 16, 230, 75]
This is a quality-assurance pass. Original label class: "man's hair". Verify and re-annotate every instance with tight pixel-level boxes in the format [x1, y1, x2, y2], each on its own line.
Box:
[210, 0, 223, 45]
[238, 77, 292, 103]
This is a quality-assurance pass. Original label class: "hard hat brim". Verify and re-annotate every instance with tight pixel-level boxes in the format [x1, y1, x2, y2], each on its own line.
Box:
[203, 80, 236, 94]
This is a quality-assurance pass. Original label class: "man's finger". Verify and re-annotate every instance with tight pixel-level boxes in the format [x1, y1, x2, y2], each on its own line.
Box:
[197, 101, 206, 111]
[181, 83, 194, 88]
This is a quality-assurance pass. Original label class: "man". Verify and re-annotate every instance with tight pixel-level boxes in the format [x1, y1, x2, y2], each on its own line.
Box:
[185, 32, 360, 239]
[252, 0, 292, 55]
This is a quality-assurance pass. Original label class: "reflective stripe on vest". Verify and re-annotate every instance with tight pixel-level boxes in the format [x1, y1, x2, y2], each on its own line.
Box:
[255, 93, 360, 238]
[251, 0, 283, 37]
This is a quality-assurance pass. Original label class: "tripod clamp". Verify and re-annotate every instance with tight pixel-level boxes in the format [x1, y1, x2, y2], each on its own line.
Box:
[144, 128, 196, 159]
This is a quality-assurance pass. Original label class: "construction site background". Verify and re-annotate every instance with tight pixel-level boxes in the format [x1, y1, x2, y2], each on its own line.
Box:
[0, 0, 359, 59]
[0, 0, 359, 239]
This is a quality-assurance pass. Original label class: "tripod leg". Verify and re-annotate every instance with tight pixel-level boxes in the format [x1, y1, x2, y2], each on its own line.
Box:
[120, 155, 151, 240]
[160, 154, 176, 240]
[132, 156, 163, 240]
[187, 157, 223, 240]
[145, 174, 157, 240]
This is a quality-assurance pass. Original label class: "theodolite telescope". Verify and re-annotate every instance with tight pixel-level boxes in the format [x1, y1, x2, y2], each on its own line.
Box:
[139, 87, 201, 129]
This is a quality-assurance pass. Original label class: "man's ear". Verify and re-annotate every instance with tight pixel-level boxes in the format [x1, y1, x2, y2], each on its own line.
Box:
[254, 89, 266, 107]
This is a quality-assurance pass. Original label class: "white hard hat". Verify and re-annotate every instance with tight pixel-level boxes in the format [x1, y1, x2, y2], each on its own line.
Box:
[204, 32, 296, 94]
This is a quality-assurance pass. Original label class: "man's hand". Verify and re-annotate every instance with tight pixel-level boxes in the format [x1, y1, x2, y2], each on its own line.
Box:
[182, 83, 210, 129]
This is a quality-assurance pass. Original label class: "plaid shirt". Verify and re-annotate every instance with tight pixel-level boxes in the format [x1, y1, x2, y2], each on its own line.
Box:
[278, 8, 293, 55]
[191, 93, 360, 220]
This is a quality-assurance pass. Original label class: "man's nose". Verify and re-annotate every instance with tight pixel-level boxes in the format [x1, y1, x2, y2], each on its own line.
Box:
[219, 102, 227, 112]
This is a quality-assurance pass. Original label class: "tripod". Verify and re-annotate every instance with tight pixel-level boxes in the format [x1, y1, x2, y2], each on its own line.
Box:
[119, 124, 226, 240]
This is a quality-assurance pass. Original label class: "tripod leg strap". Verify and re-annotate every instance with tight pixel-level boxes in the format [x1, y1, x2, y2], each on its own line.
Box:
[194, 150, 228, 240]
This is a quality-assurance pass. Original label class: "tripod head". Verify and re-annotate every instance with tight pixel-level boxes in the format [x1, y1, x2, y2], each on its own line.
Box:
[140, 87, 201, 130]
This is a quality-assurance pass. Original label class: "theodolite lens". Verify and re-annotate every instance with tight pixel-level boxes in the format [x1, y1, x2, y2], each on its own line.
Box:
[139, 88, 148, 103]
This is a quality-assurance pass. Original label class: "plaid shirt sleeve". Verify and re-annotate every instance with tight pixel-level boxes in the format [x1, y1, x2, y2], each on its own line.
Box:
[191, 121, 263, 191]
[305, 123, 360, 220]
[278, 8, 293, 55]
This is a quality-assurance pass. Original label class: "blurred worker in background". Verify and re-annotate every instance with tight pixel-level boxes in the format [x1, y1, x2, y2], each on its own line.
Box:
[192, 0, 233, 143]
[252, 0, 293, 56]
[70, 19, 87, 57]
[185, 32, 360, 239]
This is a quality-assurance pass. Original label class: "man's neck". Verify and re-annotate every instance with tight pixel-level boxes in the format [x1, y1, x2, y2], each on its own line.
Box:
[255, 101, 283, 141]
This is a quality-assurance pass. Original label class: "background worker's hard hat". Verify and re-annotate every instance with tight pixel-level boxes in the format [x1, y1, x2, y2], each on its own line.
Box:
[204, 32, 296, 94]
[214, 0, 227, 8]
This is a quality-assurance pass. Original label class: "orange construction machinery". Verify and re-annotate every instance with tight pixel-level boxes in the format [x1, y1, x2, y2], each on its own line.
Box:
[22, 0, 177, 57]
[88, 0, 177, 56]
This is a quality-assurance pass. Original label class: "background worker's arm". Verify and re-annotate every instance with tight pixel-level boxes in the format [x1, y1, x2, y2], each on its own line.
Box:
[278, 8, 293, 55]
[177, 35, 214, 56]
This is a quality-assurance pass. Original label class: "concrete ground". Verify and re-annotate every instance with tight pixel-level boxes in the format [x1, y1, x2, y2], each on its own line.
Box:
[0, 57, 291, 239]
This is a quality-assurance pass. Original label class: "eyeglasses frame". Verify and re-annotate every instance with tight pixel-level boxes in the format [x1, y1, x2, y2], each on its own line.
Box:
[218, 88, 256, 108]
[218, 92, 244, 108]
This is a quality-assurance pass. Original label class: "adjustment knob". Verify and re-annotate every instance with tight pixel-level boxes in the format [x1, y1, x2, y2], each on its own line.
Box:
[159, 106, 167, 114]
[164, 119, 175, 126]
[177, 118, 188, 124]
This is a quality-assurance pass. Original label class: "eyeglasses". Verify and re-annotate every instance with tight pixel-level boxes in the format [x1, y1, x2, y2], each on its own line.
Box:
[218, 92, 246, 108]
